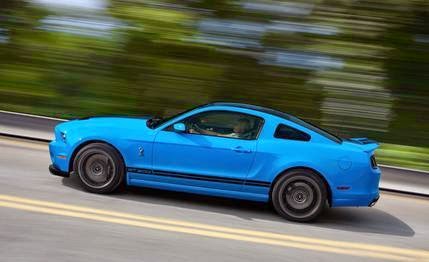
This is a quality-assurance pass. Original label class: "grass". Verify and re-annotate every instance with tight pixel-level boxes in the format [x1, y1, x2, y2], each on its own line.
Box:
[377, 143, 429, 172]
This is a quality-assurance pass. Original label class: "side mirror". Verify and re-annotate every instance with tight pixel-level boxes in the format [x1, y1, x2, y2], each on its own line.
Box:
[173, 123, 186, 133]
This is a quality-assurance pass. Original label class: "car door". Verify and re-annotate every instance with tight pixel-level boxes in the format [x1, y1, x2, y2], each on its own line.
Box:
[151, 110, 264, 191]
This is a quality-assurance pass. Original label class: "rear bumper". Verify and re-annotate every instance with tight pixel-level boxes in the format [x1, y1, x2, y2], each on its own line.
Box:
[49, 164, 69, 177]
[332, 192, 380, 207]
[331, 166, 381, 207]
[368, 195, 379, 207]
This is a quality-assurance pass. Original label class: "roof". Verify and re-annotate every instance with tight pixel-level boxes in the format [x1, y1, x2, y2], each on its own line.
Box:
[207, 102, 293, 120]
[207, 102, 342, 143]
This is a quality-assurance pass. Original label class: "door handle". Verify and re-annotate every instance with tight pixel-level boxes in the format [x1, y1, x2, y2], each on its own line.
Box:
[231, 146, 252, 153]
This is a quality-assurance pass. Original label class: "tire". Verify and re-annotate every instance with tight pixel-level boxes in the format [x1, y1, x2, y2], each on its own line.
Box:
[271, 169, 327, 222]
[73, 143, 125, 194]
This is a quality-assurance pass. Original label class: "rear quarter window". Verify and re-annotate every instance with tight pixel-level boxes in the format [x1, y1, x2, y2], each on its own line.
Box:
[274, 124, 311, 142]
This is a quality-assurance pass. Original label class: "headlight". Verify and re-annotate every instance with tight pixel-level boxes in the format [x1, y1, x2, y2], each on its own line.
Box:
[60, 131, 67, 143]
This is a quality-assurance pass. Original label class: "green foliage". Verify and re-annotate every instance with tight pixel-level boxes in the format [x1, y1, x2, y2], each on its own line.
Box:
[377, 144, 429, 171]
[0, 0, 428, 170]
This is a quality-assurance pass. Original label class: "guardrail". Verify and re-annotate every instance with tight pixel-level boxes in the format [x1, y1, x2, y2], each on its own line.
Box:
[379, 165, 429, 196]
[1, 110, 428, 197]
[0, 110, 64, 141]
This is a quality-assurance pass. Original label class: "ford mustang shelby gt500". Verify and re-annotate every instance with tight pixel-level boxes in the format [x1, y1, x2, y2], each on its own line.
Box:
[49, 102, 380, 222]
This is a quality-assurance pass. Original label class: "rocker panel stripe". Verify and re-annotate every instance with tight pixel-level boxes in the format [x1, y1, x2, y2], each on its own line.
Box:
[127, 167, 271, 187]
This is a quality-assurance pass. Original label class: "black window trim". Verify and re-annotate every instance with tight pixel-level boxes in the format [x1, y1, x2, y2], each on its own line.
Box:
[274, 123, 311, 142]
[163, 109, 265, 141]
[151, 102, 341, 144]
[209, 102, 342, 143]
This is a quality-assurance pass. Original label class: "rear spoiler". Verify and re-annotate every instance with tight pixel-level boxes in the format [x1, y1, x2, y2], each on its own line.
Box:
[347, 137, 379, 153]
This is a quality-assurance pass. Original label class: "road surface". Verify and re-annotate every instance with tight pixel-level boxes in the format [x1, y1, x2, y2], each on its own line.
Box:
[0, 137, 428, 261]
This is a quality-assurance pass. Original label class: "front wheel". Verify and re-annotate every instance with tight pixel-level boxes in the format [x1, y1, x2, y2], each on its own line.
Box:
[73, 143, 125, 194]
[271, 169, 327, 222]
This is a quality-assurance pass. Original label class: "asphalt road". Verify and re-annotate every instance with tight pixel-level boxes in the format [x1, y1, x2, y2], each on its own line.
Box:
[1, 137, 429, 262]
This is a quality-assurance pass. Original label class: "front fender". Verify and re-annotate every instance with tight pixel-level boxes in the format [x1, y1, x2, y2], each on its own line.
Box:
[66, 135, 125, 172]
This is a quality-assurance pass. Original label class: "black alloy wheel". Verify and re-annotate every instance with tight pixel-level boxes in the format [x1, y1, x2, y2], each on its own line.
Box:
[73, 143, 125, 194]
[271, 169, 327, 222]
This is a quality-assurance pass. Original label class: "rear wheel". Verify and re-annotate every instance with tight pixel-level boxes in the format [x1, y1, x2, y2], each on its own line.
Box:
[73, 143, 125, 194]
[271, 169, 327, 222]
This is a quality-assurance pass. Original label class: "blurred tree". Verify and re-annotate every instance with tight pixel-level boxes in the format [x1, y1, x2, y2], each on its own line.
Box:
[384, 1, 429, 147]
[0, 0, 428, 152]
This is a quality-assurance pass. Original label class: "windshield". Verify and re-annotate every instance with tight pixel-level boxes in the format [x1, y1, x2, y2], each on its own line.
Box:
[147, 105, 206, 129]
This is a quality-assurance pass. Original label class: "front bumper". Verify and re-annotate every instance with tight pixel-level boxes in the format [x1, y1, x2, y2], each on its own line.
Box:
[49, 164, 69, 177]
[49, 139, 70, 173]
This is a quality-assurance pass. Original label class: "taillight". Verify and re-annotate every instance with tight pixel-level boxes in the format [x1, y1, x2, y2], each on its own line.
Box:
[370, 155, 377, 169]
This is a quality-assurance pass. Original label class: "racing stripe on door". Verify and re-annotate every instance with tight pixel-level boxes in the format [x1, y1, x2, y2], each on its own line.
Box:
[127, 167, 271, 187]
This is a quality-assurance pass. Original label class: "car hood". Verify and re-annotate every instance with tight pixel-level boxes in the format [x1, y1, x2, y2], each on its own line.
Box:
[56, 115, 152, 133]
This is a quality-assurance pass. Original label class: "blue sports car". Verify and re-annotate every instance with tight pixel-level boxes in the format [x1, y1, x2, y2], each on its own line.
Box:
[49, 102, 380, 222]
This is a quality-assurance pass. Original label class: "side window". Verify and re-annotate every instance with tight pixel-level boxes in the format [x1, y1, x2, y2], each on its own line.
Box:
[181, 111, 263, 140]
[274, 124, 311, 141]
